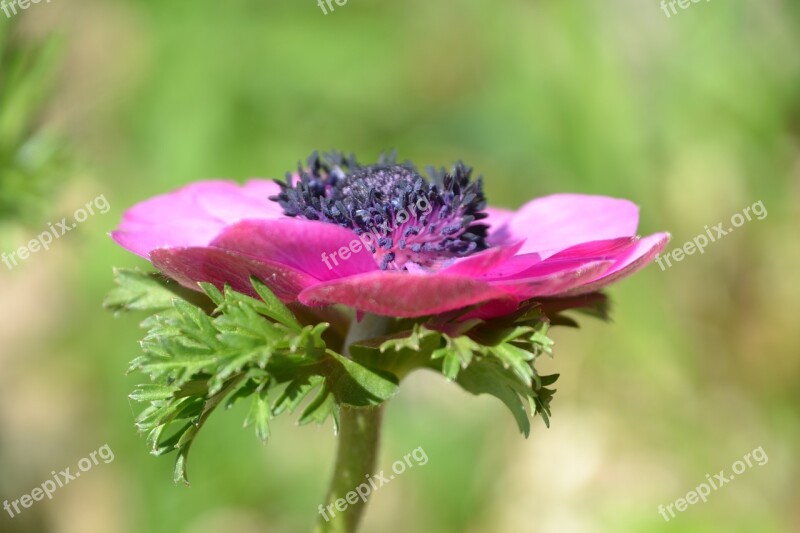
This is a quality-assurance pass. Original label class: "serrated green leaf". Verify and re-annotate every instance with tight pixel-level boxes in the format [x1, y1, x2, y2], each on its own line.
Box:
[211, 348, 272, 394]
[350, 326, 442, 378]
[298, 385, 334, 426]
[250, 277, 302, 331]
[489, 343, 535, 386]
[378, 324, 437, 352]
[198, 282, 224, 306]
[326, 350, 399, 406]
[539, 373, 559, 387]
[441, 351, 461, 381]
[174, 447, 190, 485]
[456, 359, 532, 437]
[244, 388, 271, 443]
[175, 423, 199, 449]
[104, 269, 179, 313]
[272, 375, 323, 416]
[116, 270, 565, 483]
[152, 422, 193, 457]
[224, 377, 259, 410]
[129, 384, 179, 402]
[146, 424, 167, 454]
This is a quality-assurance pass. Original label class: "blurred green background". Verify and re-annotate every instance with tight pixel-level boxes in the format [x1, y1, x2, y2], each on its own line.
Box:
[1, 0, 799, 531]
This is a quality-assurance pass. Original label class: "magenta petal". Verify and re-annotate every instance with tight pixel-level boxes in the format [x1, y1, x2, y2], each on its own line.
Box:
[480, 237, 637, 281]
[111, 180, 284, 258]
[497, 237, 638, 280]
[195, 179, 285, 222]
[490, 260, 615, 299]
[564, 232, 670, 296]
[484, 206, 514, 228]
[477, 252, 544, 280]
[210, 218, 378, 281]
[484, 206, 516, 246]
[112, 220, 224, 260]
[547, 236, 639, 261]
[150, 247, 318, 302]
[439, 241, 524, 277]
[507, 194, 640, 257]
[485, 208, 516, 246]
[457, 299, 523, 321]
[299, 272, 517, 318]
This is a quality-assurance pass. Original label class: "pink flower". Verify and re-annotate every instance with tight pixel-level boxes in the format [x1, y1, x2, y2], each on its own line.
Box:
[111, 153, 669, 318]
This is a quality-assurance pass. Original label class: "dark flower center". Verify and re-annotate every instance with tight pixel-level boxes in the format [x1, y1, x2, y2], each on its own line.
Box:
[270, 151, 490, 270]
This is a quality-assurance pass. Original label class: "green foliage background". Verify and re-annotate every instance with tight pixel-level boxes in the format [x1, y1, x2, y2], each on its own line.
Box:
[1, 1, 798, 532]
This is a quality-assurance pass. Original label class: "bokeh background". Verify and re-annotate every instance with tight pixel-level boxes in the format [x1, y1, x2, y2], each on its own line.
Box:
[1, 0, 799, 532]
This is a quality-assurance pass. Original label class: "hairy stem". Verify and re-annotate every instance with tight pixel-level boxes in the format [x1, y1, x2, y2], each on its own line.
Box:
[315, 314, 391, 533]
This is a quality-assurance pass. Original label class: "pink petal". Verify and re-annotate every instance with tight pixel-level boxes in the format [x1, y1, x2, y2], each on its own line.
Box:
[112, 220, 226, 260]
[196, 179, 285, 222]
[547, 236, 639, 262]
[484, 206, 515, 228]
[489, 260, 615, 299]
[506, 194, 641, 257]
[478, 237, 637, 281]
[458, 298, 523, 321]
[476, 252, 544, 279]
[150, 247, 318, 302]
[564, 232, 670, 296]
[439, 241, 524, 277]
[299, 272, 516, 318]
[210, 219, 378, 281]
[484, 206, 516, 246]
[484, 237, 637, 281]
[111, 180, 284, 258]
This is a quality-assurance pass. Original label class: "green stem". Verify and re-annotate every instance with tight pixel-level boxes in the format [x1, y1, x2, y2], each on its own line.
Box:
[316, 314, 391, 533]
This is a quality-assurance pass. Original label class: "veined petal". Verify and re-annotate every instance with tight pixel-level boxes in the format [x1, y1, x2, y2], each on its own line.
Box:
[489, 260, 615, 299]
[439, 241, 524, 277]
[484, 206, 514, 227]
[485, 207, 519, 247]
[111, 180, 283, 258]
[299, 272, 516, 318]
[478, 237, 638, 281]
[564, 232, 670, 295]
[210, 218, 378, 281]
[505, 194, 640, 257]
[150, 247, 318, 302]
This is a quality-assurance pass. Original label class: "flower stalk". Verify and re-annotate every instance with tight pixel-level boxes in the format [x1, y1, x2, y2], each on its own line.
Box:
[316, 313, 392, 533]
[317, 404, 384, 532]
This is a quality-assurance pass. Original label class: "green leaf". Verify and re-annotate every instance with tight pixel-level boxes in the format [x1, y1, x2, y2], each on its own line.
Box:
[114, 268, 573, 483]
[198, 282, 224, 306]
[295, 384, 340, 434]
[456, 359, 532, 437]
[488, 343, 535, 386]
[432, 335, 479, 380]
[298, 384, 334, 425]
[408, 311, 561, 434]
[104, 269, 179, 313]
[117, 272, 402, 481]
[326, 350, 399, 406]
[250, 277, 302, 331]
[272, 375, 323, 416]
[243, 387, 271, 443]
[129, 384, 180, 402]
[174, 447, 190, 485]
[378, 323, 438, 353]
[439, 351, 461, 381]
[349, 325, 442, 378]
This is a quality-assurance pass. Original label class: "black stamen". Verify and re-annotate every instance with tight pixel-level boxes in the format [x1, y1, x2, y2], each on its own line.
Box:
[270, 151, 489, 270]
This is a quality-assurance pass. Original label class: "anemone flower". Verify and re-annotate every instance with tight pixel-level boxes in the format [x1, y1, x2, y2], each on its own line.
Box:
[111, 152, 669, 319]
[109, 151, 669, 533]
